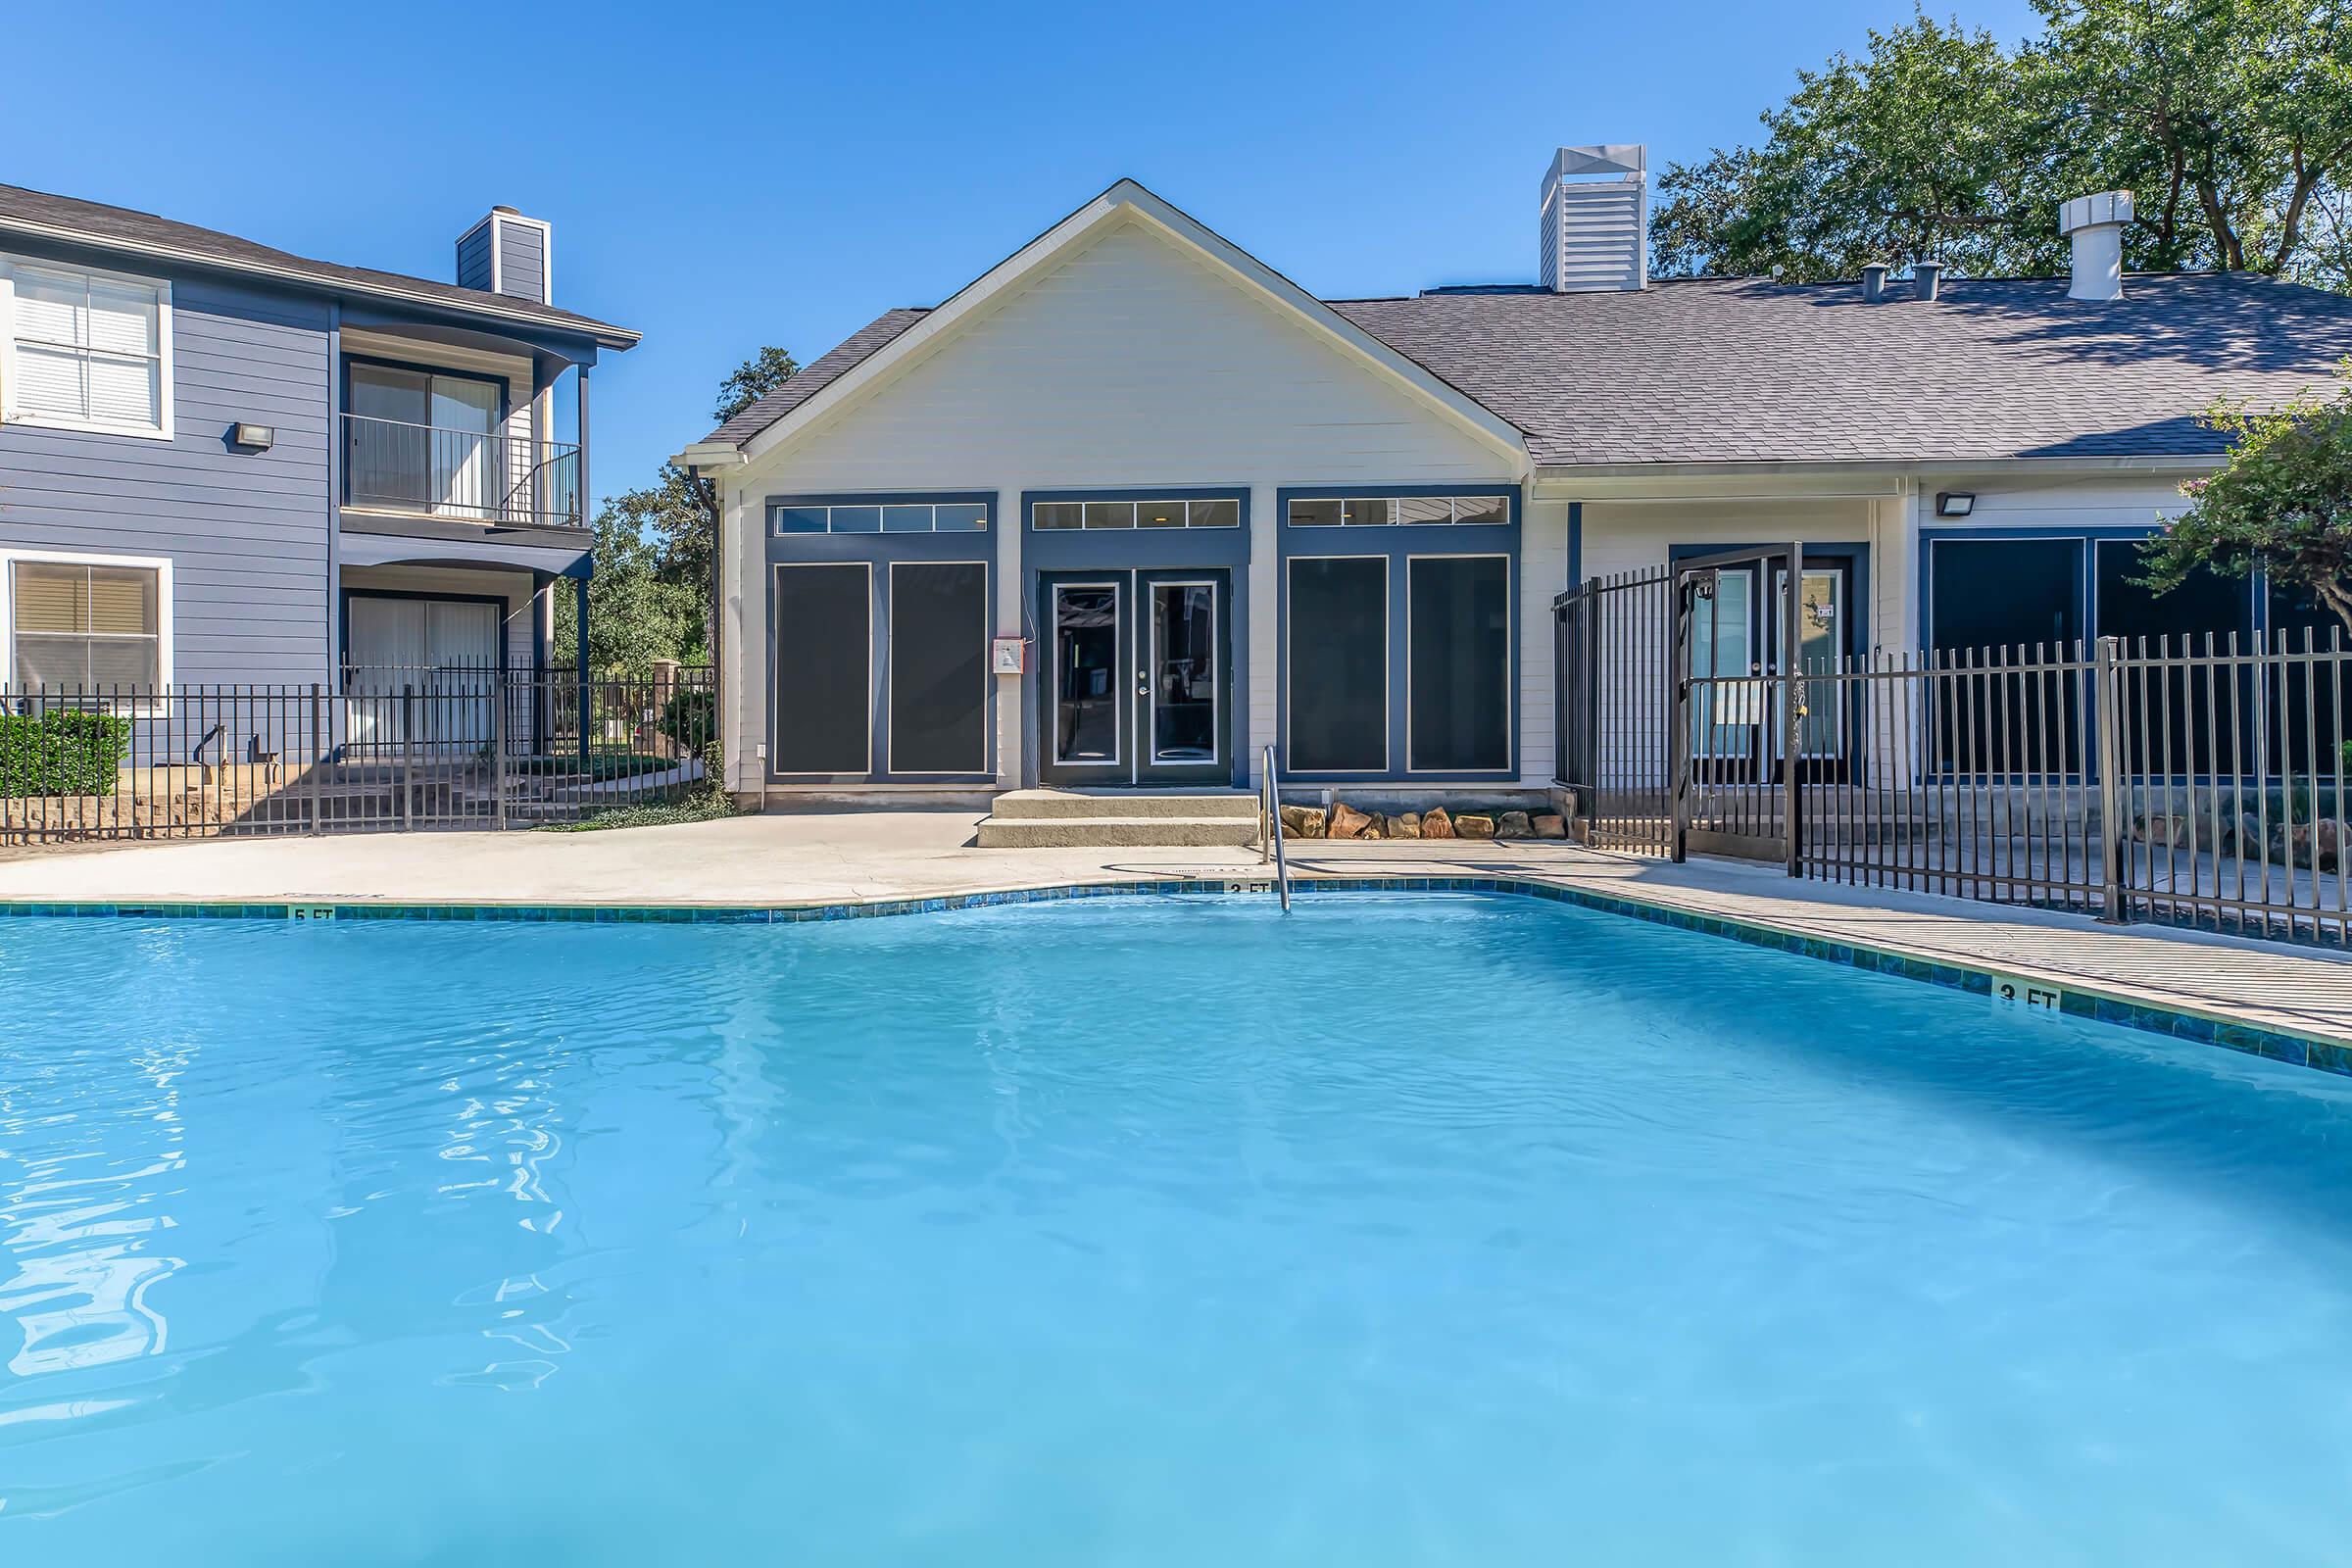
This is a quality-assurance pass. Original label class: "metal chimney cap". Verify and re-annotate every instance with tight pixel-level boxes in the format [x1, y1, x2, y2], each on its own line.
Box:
[2059, 191, 2134, 235]
[1541, 144, 1646, 197]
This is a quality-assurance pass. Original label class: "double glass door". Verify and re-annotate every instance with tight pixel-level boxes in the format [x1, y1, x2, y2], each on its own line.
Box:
[1041, 569, 1228, 786]
[1688, 561, 1850, 776]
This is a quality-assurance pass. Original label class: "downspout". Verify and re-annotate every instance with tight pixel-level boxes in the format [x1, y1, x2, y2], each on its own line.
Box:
[576, 364, 592, 763]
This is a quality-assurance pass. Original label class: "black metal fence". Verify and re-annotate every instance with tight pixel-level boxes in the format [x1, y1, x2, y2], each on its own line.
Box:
[1556, 569, 2351, 949]
[0, 665, 714, 843]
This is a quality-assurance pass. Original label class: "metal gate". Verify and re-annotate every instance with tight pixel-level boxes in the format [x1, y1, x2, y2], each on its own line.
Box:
[1553, 564, 1673, 853]
[1671, 544, 1804, 869]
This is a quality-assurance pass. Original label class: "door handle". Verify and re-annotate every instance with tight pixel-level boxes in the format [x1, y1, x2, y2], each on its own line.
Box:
[1135, 668, 1151, 697]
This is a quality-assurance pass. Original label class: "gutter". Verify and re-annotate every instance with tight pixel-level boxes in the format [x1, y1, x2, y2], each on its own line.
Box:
[0, 215, 642, 351]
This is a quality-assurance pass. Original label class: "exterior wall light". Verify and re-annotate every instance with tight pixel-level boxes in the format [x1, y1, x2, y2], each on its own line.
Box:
[230, 422, 275, 451]
[1935, 491, 1975, 517]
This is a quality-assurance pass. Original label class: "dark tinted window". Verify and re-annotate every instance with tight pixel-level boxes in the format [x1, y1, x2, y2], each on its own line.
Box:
[1408, 556, 1510, 772]
[772, 564, 869, 773]
[889, 563, 987, 774]
[1930, 539, 2082, 774]
[2097, 540, 2255, 774]
[1288, 558, 1386, 770]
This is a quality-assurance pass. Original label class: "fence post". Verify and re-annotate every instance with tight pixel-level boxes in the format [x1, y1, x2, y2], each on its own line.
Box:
[1781, 541, 1804, 877]
[2094, 635, 2129, 923]
[401, 683, 415, 832]
[1667, 570, 1692, 863]
[309, 683, 323, 834]
[493, 667, 509, 831]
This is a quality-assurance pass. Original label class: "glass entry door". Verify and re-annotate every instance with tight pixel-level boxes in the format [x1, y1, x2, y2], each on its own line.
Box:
[1040, 569, 1228, 786]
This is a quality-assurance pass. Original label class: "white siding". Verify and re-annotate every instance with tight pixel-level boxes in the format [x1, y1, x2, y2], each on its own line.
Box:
[725, 216, 1521, 792]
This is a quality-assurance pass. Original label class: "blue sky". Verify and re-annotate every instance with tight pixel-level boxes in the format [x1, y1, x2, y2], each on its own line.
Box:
[21, 0, 2041, 505]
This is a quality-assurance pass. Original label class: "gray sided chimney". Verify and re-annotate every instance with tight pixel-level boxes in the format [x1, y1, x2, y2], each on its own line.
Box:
[1540, 145, 1647, 292]
[2060, 190, 2133, 301]
[456, 207, 554, 305]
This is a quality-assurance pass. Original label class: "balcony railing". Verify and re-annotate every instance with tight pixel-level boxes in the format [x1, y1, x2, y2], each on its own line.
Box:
[341, 413, 582, 528]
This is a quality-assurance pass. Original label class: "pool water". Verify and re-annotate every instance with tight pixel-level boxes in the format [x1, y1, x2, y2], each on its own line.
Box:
[3, 894, 2351, 1564]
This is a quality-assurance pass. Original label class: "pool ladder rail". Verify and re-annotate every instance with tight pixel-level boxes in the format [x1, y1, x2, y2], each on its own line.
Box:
[1257, 745, 1293, 912]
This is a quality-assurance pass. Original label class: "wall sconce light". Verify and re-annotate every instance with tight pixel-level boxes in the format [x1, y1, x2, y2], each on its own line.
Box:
[230, 422, 275, 451]
[1935, 491, 1975, 517]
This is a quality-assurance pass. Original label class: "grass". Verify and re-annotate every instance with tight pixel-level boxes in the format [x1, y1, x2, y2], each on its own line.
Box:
[510, 753, 682, 782]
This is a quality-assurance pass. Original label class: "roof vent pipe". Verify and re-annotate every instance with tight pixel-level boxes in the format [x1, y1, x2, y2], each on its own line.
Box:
[1861, 263, 1890, 303]
[2060, 190, 2133, 301]
[1913, 260, 1942, 302]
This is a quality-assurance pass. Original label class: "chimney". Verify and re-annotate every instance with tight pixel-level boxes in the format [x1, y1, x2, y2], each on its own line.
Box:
[2060, 190, 2133, 301]
[1540, 145, 1647, 292]
[1913, 260, 1942, 302]
[456, 207, 553, 305]
[1861, 263, 1890, 303]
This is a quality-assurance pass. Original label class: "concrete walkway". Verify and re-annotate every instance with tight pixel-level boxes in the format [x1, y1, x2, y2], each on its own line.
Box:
[2, 812, 2346, 1047]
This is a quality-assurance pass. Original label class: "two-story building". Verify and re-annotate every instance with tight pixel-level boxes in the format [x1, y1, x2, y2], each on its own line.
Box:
[0, 184, 637, 715]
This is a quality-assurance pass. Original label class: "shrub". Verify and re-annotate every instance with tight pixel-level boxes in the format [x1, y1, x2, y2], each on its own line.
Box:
[660, 686, 715, 755]
[0, 710, 133, 798]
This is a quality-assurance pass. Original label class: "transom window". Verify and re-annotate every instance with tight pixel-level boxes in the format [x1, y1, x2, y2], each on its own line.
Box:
[2, 259, 172, 437]
[1286, 495, 1509, 527]
[1032, 498, 1240, 530]
[9, 558, 166, 691]
[772, 502, 989, 535]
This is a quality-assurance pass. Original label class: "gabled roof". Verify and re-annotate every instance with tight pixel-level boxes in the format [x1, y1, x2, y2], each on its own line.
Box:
[0, 183, 639, 350]
[693, 181, 2352, 471]
[1330, 272, 2352, 466]
[687, 180, 1530, 466]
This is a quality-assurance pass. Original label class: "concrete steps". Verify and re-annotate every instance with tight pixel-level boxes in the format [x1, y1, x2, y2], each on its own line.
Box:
[976, 788, 1261, 848]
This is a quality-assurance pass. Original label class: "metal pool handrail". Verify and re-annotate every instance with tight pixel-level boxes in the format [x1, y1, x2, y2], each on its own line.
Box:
[1260, 745, 1292, 912]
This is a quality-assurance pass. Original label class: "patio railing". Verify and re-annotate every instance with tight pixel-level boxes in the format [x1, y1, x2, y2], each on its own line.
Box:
[342, 413, 582, 527]
[0, 665, 714, 843]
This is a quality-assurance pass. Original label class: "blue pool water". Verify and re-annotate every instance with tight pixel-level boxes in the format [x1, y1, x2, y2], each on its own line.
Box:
[3, 894, 2351, 1564]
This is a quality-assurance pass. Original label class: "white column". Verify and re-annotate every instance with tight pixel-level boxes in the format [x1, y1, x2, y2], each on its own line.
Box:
[994, 484, 1024, 790]
[1247, 481, 1280, 784]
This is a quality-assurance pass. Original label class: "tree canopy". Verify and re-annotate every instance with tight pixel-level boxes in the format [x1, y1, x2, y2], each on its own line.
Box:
[2137, 367, 2352, 635]
[1653, 0, 2352, 289]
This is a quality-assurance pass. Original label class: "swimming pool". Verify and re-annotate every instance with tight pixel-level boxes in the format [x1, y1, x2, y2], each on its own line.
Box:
[3, 892, 2349, 1564]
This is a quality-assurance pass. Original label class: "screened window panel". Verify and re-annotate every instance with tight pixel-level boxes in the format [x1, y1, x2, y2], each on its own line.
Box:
[1407, 557, 1510, 771]
[1931, 538, 2083, 774]
[2267, 580, 2352, 774]
[772, 564, 871, 773]
[889, 564, 988, 773]
[1288, 558, 1387, 770]
[2095, 542, 2253, 773]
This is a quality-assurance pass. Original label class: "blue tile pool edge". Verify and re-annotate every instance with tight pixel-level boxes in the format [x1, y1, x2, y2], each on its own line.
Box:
[1, 877, 2341, 1075]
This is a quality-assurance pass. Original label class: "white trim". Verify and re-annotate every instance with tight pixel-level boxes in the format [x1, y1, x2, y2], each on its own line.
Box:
[0, 214, 635, 349]
[886, 559, 991, 776]
[1144, 575, 1223, 770]
[0, 546, 175, 712]
[0, 254, 174, 441]
[732, 181, 1531, 470]
[1284, 553, 1390, 773]
[1049, 579, 1126, 769]
[1404, 552, 1513, 775]
[769, 561, 873, 776]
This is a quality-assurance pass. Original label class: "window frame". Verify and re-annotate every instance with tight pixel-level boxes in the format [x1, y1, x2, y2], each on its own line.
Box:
[771, 499, 992, 536]
[1404, 552, 1515, 775]
[0, 547, 175, 711]
[0, 255, 174, 441]
[1029, 496, 1242, 531]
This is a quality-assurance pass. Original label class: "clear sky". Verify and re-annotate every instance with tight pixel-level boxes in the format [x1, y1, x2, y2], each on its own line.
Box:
[19, 0, 2042, 505]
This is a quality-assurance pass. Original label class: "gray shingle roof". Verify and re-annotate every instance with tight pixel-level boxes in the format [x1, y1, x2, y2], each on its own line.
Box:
[706, 308, 931, 446]
[704, 270, 2352, 466]
[0, 183, 638, 349]
[1329, 272, 2352, 466]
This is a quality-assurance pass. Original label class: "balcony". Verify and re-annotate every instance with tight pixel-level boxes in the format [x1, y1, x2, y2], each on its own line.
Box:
[341, 413, 581, 528]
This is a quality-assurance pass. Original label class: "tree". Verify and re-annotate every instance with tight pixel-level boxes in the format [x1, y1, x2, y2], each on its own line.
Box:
[660, 345, 803, 629]
[2136, 366, 2352, 635]
[554, 489, 705, 675]
[1653, 0, 2352, 290]
[1653, 14, 2055, 281]
[713, 346, 800, 425]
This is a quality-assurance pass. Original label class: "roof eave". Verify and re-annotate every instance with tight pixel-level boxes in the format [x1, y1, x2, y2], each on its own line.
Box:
[0, 213, 641, 351]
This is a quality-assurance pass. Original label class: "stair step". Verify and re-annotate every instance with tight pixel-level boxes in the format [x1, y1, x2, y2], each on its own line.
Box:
[988, 788, 1259, 821]
[976, 814, 1262, 849]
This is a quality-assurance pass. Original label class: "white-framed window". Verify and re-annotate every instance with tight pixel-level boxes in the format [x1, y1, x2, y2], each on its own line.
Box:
[1286, 495, 1510, 527]
[1, 550, 173, 704]
[0, 257, 174, 439]
[1031, 498, 1240, 530]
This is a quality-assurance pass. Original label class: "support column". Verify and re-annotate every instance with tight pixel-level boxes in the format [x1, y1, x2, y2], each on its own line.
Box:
[575, 572, 591, 764]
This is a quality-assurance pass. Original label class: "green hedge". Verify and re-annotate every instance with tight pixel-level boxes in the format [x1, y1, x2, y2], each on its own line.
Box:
[0, 710, 133, 798]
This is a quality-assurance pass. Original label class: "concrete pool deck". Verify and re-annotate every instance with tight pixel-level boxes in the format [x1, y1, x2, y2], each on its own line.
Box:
[1, 809, 2347, 1050]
